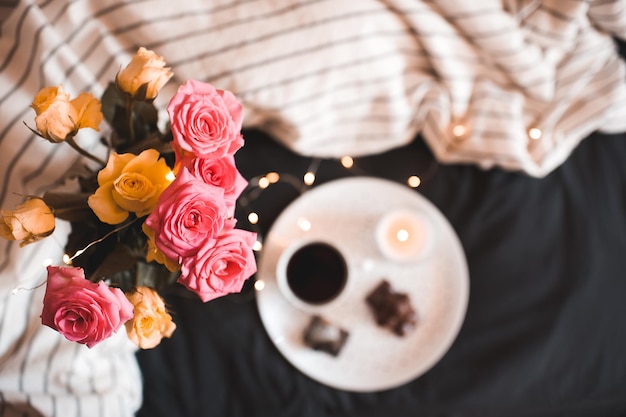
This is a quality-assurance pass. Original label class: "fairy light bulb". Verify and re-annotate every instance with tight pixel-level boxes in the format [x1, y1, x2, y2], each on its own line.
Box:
[254, 280, 265, 291]
[340, 156, 354, 168]
[248, 212, 259, 224]
[452, 124, 466, 138]
[266, 172, 280, 183]
[253, 240, 263, 252]
[258, 177, 270, 189]
[407, 176, 421, 188]
[529, 127, 542, 140]
[165, 170, 176, 182]
[62, 253, 72, 264]
[303, 172, 315, 185]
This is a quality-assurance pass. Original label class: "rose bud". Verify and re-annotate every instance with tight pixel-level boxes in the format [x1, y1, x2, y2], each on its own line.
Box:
[0, 197, 55, 247]
[115, 47, 173, 101]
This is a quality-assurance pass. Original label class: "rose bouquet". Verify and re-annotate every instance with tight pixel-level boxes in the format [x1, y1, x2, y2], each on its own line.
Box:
[0, 48, 257, 349]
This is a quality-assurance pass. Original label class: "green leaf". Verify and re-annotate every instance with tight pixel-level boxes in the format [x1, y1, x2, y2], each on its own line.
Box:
[133, 99, 158, 128]
[100, 82, 127, 127]
[88, 243, 137, 282]
[135, 261, 179, 291]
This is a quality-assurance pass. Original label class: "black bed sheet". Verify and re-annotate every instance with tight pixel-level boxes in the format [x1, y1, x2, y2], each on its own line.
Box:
[136, 125, 626, 417]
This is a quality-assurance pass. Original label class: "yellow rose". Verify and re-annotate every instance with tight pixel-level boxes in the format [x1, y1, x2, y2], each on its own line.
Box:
[31, 85, 103, 143]
[88, 149, 172, 224]
[0, 197, 55, 247]
[116, 47, 173, 101]
[143, 223, 180, 272]
[125, 287, 176, 349]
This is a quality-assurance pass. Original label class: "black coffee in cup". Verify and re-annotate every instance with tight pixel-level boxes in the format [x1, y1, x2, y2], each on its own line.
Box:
[286, 242, 348, 305]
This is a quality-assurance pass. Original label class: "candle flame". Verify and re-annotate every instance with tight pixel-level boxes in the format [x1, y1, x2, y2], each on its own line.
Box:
[396, 228, 410, 242]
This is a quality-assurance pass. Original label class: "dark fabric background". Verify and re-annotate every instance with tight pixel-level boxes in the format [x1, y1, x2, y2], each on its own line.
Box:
[136, 41, 626, 417]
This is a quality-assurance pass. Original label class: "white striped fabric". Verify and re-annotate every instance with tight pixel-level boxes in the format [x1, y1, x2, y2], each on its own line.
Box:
[0, 1, 625, 416]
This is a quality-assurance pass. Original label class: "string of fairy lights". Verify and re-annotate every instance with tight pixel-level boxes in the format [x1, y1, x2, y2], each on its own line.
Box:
[238, 122, 547, 258]
[239, 123, 547, 294]
[236, 152, 439, 256]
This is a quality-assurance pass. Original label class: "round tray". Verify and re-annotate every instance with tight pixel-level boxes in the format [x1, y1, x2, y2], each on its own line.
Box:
[255, 177, 469, 392]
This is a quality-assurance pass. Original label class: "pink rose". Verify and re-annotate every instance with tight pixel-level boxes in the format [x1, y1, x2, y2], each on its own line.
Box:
[167, 79, 244, 159]
[40, 266, 133, 348]
[144, 168, 227, 261]
[179, 221, 257, 302]
[178, 154, 248, 215]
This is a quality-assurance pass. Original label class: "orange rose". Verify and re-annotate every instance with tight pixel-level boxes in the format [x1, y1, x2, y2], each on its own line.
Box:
[125, 287, 176, 349]
[31, 85, 102, 143]
[116, 47, 173, 101]
[0, 197, 55, 247]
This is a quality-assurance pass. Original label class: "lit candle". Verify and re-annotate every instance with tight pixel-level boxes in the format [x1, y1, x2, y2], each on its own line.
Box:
[375, 209, 432, 263]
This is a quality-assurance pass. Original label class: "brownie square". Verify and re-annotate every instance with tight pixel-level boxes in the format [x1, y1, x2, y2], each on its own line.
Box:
[302, 315, 350, 356]
[365, 280, 418, 336]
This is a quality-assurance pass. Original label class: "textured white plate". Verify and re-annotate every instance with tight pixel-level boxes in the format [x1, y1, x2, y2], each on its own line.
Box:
[255, 177, 469, 392]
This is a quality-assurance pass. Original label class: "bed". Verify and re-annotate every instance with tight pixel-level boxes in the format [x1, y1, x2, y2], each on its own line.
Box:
[0, 1, 625, 416]
[135, 125, 626, 417]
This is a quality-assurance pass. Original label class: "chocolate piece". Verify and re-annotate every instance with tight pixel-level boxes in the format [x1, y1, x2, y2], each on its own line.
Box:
[302, 315, 349, 356]
[366, 280, 418, 336]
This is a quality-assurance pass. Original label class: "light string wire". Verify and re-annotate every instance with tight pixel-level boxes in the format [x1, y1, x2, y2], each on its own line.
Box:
[239, 154, 439, 239]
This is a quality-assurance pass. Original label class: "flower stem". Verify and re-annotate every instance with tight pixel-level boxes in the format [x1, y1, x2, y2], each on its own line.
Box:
[126, 95, 135, 143]
[65, 137, 106, 166]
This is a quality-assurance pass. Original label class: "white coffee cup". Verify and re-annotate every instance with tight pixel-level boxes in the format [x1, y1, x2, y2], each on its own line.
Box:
[276, 239, 351, 313]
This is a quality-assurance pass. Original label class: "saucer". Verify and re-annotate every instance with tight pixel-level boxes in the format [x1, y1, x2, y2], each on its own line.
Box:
[255, 177, 469, 392]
